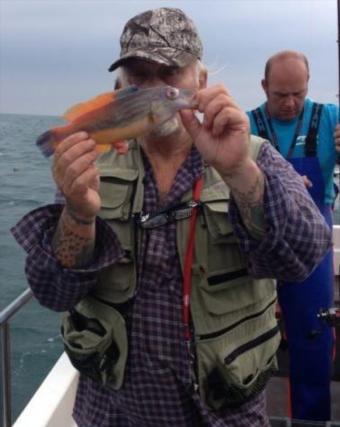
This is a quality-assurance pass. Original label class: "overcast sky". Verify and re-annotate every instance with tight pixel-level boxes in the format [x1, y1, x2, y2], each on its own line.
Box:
[0, 0, 338, 116]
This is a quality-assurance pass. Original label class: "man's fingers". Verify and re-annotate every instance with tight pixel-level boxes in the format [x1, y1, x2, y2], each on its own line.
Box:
[54, 131, 89, 158]
[202, 94, 228, 130]
[180, 110, 202, 140]
[195, 84, 230, 112]
[52, 132, 98, 197]
[68, 164, 99, 196]
[302, 175, 313, 188]
[56, 138, 96, 168]
[53, 137, 96, 184]
[62, 150, 98, 191]
[204, 104, 248, 138]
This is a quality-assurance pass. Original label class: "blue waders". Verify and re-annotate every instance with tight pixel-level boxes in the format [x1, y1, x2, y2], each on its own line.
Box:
[278, 156, 334, 421]
[250, 103, 335, 421]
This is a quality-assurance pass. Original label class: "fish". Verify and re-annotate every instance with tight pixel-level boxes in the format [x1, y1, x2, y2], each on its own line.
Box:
[36, 85, 197, 157]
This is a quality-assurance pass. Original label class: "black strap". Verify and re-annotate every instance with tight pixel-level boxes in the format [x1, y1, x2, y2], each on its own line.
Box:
[305, 103, 323, 157]
[251, 108, 271, 141]
[251, 103, 323, 158]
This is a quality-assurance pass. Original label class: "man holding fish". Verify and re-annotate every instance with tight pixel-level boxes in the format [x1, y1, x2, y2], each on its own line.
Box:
[12, 7, 332, 427]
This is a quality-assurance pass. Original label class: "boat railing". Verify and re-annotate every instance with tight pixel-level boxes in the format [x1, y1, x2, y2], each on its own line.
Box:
[0, 288, 33, 427]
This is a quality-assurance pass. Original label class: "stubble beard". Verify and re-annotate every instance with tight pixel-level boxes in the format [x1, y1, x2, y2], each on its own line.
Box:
[149, 116, 181, 139]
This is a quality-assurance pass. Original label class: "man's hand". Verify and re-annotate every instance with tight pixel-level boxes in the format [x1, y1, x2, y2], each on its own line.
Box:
[52, 132, 100, 222]
[181, 85, 266, 237]
[302, 175, 313, 188]
[180, 84, 251, 176]
[334, 124, 340, 153]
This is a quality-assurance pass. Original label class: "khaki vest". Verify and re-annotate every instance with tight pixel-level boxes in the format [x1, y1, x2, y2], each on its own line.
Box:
[62, 136, 280, 409]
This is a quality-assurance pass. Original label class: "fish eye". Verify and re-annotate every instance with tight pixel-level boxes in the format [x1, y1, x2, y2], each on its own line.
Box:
[166, 87, 179, 100]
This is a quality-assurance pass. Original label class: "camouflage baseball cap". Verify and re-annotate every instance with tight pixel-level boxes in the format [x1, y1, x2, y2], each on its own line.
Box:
[108, 8, 203, 72]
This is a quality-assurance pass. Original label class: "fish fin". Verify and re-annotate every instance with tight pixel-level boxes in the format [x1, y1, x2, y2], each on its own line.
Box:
[63, 92, 116, 121]
[95, 144, 113, 154]
[63, 86, 139, 121]
[95, 141, 129, 155]
[115, 85, 139, 99]
[36, 130, 56, 157]
[114, 140, 129, 155]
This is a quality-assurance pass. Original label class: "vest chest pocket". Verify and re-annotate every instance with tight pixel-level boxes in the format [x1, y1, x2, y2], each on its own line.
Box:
[202, 200, 236, 243]
[96, 169, 138, 303]
[96, 252, 136, 303]
[196, 201, 255, 316]
[99, 168, 138, 221]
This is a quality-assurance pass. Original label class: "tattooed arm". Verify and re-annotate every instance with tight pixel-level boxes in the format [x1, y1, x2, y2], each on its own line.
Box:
[51, 132, 101, 268]
[228, 142, 332, 280]
[220, 160, 266, 239]
[52, 205, 96, 268]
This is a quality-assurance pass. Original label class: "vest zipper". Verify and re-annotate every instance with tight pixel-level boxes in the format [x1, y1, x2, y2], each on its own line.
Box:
[196, 297, 277, 341]
[224, 324, 279, 365]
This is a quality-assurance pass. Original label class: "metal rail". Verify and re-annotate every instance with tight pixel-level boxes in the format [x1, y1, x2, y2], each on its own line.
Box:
[0, 289, 33, 427]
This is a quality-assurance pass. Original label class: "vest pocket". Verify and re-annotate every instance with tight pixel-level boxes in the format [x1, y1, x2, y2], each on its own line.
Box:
[203, 201, 236, 243]
[193, 266, 275, 317]
[197, 321, 280, 410]
[61, 296, 128, 390]
[99, 169, 138, 221]
[97, 252, 136, 303]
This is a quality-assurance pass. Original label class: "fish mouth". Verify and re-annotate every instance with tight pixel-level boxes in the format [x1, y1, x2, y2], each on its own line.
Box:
[176, 88, 198, 110]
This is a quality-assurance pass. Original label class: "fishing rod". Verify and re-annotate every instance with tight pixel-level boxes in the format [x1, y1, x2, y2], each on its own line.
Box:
[338, 0, 340, 113]
[337, 0, 340, 203]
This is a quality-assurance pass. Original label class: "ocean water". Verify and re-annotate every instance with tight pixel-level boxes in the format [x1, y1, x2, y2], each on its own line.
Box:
[0, 113, 66, 421]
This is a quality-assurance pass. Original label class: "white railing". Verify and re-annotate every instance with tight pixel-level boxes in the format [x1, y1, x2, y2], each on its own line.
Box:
[0, 289, 33, 427]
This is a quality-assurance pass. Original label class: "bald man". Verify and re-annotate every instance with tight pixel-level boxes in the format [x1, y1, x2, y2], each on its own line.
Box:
[248, 50, 339, 422]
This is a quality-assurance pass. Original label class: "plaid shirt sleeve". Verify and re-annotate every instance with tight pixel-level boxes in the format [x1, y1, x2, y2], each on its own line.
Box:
[11, 204, 124, 312]
[229, 141, 332, 281]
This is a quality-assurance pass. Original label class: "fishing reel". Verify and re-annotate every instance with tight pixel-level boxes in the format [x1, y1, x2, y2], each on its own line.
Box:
[317, 307, 340, 327]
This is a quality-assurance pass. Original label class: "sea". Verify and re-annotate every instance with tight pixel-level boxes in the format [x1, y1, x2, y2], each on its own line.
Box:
[0, 113, 66, 421]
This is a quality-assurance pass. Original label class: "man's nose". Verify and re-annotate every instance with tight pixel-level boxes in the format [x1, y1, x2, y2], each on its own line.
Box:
[284, 95, 295, 107]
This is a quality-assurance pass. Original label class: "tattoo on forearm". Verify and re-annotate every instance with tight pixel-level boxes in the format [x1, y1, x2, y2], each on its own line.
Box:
[52, 213, 95, 268]
[229, 173, 266, 237]
[65, 205, 95, 225]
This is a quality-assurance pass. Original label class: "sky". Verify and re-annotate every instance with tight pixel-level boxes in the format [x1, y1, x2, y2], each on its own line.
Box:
[0, 0, 338, 116]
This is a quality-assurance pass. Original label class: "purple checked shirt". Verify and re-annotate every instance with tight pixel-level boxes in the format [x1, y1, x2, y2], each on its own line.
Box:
[12, 142, 331, 427]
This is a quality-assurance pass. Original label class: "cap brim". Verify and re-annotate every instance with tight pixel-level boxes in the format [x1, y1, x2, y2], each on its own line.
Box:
[108, 48, 196, 72]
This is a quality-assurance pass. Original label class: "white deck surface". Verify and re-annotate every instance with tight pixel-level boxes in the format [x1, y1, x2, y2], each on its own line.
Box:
[13, 353, 78, 427]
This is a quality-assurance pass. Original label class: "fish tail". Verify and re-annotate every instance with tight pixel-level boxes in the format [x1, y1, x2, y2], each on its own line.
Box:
[36, 130, 57, 157]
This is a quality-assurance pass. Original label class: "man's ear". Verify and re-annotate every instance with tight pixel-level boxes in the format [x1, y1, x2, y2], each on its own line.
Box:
[199, 68, 207, 89]
[261, 78, 267, 93]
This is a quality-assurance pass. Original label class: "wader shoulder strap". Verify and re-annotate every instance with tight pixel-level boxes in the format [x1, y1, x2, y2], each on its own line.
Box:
[305, 103, 324, 157]
[251, 108, 271, 140]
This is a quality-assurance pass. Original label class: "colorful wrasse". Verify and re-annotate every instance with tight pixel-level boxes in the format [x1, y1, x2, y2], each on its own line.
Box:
[36, 85, 197, 157]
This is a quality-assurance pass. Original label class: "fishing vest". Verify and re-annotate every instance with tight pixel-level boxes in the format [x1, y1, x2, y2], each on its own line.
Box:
[61, 136, 280, 410]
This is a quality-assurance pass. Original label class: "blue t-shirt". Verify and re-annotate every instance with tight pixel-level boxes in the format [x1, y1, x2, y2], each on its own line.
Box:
[247, 98, 339, 205]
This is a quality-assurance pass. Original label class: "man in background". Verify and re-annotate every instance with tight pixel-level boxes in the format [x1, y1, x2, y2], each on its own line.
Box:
[248, 50, 339, 421]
